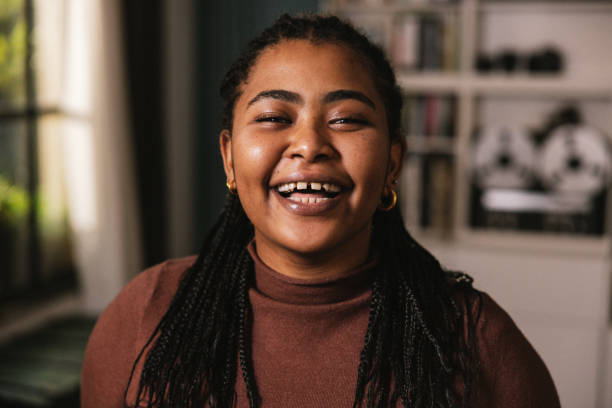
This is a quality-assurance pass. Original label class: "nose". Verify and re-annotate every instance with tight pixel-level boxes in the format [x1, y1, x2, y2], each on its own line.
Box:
[286, 121, 337, 162]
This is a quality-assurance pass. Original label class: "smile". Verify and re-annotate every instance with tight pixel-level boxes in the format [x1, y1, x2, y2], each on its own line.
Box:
[273, 180, 345, 214]
[277, 181, 341, 201]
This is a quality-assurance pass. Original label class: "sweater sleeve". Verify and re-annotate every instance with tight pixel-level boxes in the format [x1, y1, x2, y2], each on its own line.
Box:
[80, 257, 191, 408]
[474, 292, 561, 408]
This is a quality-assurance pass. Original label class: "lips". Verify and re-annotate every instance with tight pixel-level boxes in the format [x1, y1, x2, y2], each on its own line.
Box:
[271, 176, 349, 215]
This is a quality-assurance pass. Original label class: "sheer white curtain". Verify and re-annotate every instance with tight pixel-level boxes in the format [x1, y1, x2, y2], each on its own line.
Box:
[41, 0, 143, 313]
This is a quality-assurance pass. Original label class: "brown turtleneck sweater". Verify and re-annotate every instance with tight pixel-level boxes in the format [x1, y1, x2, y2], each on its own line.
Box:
[81, 244, 560, 407]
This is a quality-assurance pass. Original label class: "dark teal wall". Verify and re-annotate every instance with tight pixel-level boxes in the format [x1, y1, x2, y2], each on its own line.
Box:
[192, 1, 319, 248]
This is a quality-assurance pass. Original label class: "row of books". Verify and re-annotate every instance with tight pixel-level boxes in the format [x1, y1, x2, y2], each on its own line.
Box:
[346, 12, 459, 72]
[390, 13, 459, 71]
[400, 154, 454, 233]
[402, 94, 456, 137]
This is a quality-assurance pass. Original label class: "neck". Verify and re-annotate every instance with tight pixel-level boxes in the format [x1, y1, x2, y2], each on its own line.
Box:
[254, 227, 372, 281]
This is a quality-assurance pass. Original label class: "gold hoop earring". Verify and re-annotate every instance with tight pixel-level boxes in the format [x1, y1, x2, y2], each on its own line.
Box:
[226, 180, 237, 195]
[378, 188, 397, 212]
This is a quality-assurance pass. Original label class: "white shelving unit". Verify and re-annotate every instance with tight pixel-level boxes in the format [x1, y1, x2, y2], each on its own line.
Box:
[398, 73, 612, 97]
[324, 0, 612, 243]
[323, 1, 612, 407]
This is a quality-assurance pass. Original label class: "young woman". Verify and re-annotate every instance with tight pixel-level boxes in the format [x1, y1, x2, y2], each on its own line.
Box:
[82, 14, 560, 408]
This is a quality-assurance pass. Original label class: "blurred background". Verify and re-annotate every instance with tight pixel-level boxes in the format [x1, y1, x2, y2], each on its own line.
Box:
[0, 0, 609, 407]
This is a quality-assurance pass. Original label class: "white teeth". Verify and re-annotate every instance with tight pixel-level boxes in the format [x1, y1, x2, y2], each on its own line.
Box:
[277, 181, 341, 193]
[322, 183, 341, 192]
[287, 196, 330, 204]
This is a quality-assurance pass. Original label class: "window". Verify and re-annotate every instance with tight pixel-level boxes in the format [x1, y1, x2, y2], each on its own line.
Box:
[0, 0, 77, 306]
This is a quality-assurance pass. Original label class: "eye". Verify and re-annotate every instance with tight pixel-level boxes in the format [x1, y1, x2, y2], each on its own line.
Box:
[329, 116, 370, 130]
[329, 117, 369, 125]
[254, 115, 292, 125]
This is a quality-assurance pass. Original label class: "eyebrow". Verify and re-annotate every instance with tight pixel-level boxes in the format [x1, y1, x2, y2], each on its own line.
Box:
[246, 89, 376, 110]
[322, 89, 376, 110]
[247, 90, 302, 107]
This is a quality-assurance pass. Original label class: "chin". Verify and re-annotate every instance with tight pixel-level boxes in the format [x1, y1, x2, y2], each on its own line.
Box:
[278, 225, 367, 257]
[283, 239, 340, 257]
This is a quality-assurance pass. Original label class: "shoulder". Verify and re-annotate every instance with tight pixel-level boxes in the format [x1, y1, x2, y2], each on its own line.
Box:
[468, 289, 561, 408]
[445, 275, 537, 355]
[94, 255, 197, 337]
[81, 255, 197, 407]
[125, 255, 198, 313]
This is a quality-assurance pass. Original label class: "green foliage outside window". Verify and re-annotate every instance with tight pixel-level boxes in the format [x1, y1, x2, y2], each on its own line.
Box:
[0, 174, 28, 295]
[0, 175, 29, 224]
[0, 0, 26, 106]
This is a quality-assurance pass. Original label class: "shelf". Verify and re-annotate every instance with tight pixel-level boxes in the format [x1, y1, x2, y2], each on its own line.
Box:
[326, 2, 459, 15]
[459, 229, 610, 257]
[470, 75, 612, 98]
[405, 135, 456, 155]
[414, 228, 611, 257]
[398, 72, 461, 92]
[397, 72, 612, 98]
[481, 1, 612, 14]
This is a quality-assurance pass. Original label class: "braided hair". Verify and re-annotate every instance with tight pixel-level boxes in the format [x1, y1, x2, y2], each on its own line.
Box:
[128, 13, 480, 408]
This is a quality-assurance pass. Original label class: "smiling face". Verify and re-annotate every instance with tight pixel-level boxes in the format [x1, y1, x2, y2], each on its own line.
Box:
[220, 40, 404, 278]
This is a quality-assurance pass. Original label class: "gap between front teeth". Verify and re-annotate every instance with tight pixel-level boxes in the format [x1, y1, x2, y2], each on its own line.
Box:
[288, 196, 330, 204]
[277, 182, 341, 192]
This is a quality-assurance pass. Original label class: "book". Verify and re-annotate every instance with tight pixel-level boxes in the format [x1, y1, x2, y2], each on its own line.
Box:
[401, 155, 423, 230]
[403, 93, 456, 138]
[419, 16, 443, 70]
[391, 15, 419, 69]
[425, 155, 454, 232]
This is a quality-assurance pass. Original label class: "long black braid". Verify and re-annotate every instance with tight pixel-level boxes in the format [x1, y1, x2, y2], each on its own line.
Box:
[128, 13, 480, 408]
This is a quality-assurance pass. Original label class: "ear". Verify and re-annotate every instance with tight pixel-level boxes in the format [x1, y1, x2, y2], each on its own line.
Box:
[386, 138, 406, 186]
[219, 129, 235, 185]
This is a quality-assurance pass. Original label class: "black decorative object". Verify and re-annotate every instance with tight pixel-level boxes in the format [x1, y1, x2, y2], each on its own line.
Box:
[494, 50, 519, 73]
[475, 46, 564, 75]
[527, 47, 563, 73]
[475, 53, 493, 72]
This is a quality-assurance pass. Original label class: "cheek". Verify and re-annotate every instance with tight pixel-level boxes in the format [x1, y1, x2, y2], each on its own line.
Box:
[232, 135, 281, 190]
[344, 138, 389, 191]
[239, 145, 265, 170]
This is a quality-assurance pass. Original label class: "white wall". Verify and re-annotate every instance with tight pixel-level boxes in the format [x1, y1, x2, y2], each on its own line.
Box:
[420, 237, 610, 408]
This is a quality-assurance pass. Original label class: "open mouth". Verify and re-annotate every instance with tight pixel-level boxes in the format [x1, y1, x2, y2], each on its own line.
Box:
[275, 181, 342, 204]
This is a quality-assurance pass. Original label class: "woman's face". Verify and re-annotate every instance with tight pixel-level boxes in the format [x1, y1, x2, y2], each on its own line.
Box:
[220, 40, 404, 276]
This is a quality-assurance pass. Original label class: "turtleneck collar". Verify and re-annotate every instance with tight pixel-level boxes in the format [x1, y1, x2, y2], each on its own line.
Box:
[246, 240, 376, 305]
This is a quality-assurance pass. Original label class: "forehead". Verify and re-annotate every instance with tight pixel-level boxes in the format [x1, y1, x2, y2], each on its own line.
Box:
[239, 39, 380, 102]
